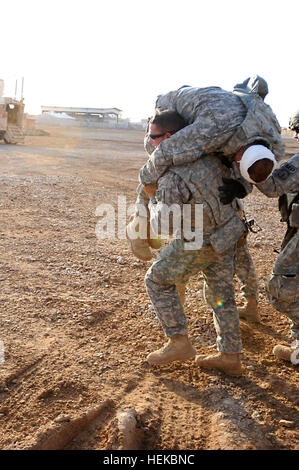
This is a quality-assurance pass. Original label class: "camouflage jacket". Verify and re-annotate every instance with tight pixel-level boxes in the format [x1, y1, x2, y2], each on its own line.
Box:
[149, 153, 247, 253]
[140, 85, 284, 186]
[257, 153, 299, 256]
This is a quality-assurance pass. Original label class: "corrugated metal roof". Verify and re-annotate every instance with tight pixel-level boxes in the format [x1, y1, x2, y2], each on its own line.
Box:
[41, 105, 122, 115]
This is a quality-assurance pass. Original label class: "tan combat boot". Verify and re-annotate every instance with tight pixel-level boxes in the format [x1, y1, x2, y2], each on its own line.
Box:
[238, 296, 260, 323]
[195, 352, 242, 376]
[146, 335, 196, 365]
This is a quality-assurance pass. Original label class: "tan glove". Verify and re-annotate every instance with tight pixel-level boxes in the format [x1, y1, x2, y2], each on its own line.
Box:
[126, 215, 152, 261]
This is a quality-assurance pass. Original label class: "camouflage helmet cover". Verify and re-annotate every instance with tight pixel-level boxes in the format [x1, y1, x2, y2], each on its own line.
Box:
[233, 74, 269, 100]
[289, 109, 299, 132]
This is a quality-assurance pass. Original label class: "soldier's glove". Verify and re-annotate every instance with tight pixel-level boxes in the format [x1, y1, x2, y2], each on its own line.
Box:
[218, 177, 247, 205]
[126, 215, 162, 261]
[126, 215, 152, 261]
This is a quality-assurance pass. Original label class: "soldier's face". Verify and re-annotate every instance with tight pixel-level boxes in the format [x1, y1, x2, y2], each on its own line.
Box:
[148, 123, 170, 148]
[294, 130, 299, 144]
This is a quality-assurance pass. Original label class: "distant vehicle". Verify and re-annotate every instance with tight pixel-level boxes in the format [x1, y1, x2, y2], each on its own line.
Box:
[0, 97, 25, 144]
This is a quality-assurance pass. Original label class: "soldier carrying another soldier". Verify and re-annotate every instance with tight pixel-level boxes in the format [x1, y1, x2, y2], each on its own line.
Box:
[128, 110, 260, 321]
[127, 76, 283, 374]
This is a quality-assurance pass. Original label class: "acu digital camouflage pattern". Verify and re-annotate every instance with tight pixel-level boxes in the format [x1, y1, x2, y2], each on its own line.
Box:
[143, 156, 256, 354]
[256, 153, 299, 197]
[146, 165, 258, 297]
[153, 234, 258, 307]
[138, 153, 249, 251]
[267, 232, 299, 338]
[140, 84, 285, 186]
[289, 109, 299, 132]
[257, 153, 299, 338]
[235, 233, 259, 301]
[145, 239, 242, 353]
[233, 75, 269, 100]
[134, 164, 258, 350]
[167, 154, 247, 253]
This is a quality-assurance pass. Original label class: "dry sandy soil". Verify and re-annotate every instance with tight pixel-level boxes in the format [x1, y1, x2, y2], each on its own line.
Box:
[0, 126, 298, 453]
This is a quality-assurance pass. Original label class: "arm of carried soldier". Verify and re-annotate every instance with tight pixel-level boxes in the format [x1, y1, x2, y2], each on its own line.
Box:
[149, 173, 191, 238]
[144, 132, 155, 155]
[139, 115, 240, 186]
[255, 153, 299, 197]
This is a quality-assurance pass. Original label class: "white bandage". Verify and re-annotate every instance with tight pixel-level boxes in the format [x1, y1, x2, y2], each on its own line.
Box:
[239, 145, 277, 183]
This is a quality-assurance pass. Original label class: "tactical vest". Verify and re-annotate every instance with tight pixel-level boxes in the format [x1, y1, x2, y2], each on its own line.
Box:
[278, 192, 299, 250]
[169, 154, 247, 253]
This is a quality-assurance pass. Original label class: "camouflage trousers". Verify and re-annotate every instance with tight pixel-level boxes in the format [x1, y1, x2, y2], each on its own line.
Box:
[266, 231, 299, 339]
[158, 233, 258, 304]
[145, 238, 242, 354]
[235, 233, 259, 301]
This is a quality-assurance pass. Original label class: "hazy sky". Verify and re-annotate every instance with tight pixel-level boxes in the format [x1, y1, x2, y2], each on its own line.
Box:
[1, 0, 298, 126]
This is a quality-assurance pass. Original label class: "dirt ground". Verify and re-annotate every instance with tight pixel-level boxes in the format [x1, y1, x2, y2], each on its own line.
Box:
[0, 126, 298, 452]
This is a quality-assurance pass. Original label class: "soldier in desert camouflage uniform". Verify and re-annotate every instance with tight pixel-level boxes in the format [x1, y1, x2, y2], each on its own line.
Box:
[256, 110, 299, 364]
[127, 77, 283, 374]
[134, 76, 283, 325]
[144, 152, 247, 376]
[129, 111, 260, 321]
[219, 110, 299, 365]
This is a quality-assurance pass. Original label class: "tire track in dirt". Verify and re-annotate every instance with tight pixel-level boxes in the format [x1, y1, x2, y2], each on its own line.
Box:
[0, 321, 289, 450]
[0, 356, 46, 391]
[86, 364, 280, 450]
[69, 365, 243, 450]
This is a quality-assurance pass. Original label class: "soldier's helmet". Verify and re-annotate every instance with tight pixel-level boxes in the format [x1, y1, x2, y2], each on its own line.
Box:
[233, 75, 269, 100]
[289, 109, 299, 133]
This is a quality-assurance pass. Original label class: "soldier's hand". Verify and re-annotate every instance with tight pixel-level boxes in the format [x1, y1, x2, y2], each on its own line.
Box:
[218, 177, 247, 204]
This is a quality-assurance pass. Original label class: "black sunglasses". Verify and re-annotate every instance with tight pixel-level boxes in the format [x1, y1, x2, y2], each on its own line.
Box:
[149, 132, 166, 140]
[148, 130, 176, 140]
